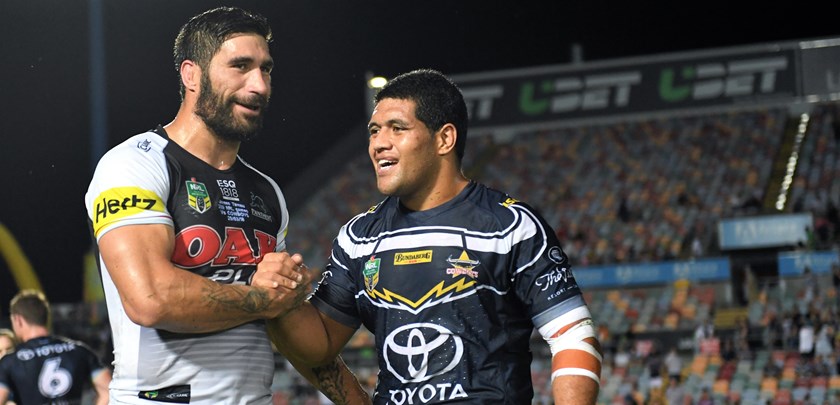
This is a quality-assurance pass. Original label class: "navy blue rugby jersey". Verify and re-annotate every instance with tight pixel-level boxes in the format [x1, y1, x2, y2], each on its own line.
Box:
[0, 335, 108, 405]
[311, 181, 590, 404]
[84, 126, 288, 404]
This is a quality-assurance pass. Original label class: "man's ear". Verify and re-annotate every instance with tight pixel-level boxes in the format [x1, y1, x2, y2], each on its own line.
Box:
[180, 60, 201, 95]
[436, 123, 458, 156]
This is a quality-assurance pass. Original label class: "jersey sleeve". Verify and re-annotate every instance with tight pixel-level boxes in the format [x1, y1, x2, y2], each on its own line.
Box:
[310, 227, 363, 329]
[508, 203, 590, 331]
[0, 356, 11, 392]
[84, 134, 173, 240]
[78, 341, 108, 378]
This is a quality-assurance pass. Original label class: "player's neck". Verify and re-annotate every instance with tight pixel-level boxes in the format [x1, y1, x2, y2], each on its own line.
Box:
[401, 173, 469, 212]
[20, 325, 49, 342]
[164, 107, 240, 170]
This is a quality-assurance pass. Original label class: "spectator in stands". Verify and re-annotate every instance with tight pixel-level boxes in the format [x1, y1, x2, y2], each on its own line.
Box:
[799, 318, 816, 360]
[0, 290, 111, 405]
[696, 386, 715, 405]
[0, 329, 13, 359]
[665, 376, 685, 405]
[618, 194, 632, 223]
[735, 316, 751, 357]
[782, 310, 798, 350]
[695, 319, 714, 354]
[832, 263, 840, 309]
[664, 346, 683, 382]
[647, 344, 664, 389]
[623, 381, 644, 405]
[762, 355, 781, 379]
[815, 322, 834, 358]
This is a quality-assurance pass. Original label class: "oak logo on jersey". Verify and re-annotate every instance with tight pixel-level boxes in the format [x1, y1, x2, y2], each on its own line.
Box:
[186, 179, 211, 214]
[92, 187, 164, 237]
[363, 256, 381, 292]
[171, 225, 277, 272]
[394, 250, 433, 265]
[445, 250, 479, 279]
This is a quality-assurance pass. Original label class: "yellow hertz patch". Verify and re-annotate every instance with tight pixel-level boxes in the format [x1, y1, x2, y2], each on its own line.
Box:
[92, 187, 165, 237]
[501, 197, 519, 207]
[394, 250, 433, 265]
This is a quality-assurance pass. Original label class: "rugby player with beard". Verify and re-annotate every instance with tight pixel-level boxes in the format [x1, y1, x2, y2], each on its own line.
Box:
[84, 7, 368, 404]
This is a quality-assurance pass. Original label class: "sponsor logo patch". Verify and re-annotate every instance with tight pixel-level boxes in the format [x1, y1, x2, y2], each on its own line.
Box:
[394, 250, 433, 265]
[138, 384, 190, 403]
[501, 197, 519, 207]
[92, 187, 164, 237]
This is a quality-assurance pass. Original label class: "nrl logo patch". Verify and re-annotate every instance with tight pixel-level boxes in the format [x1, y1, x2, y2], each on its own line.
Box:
[186, 179, 212, 214]
[363, 256, 381, 292]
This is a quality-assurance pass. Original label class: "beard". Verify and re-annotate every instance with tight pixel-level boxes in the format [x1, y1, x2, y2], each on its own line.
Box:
[194, 73, 269, 142]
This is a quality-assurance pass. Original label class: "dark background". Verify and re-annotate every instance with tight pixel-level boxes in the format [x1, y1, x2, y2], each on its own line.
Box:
[1, 0, 838, 306]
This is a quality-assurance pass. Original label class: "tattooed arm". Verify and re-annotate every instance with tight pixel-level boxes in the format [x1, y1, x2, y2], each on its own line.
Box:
[98, 224, 313, 333]
[283, 354, 371, 405]
[270, 304, 370, 404]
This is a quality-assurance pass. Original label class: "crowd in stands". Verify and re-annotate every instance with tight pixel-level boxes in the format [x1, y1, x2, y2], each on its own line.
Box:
[288, 102, 840, 272]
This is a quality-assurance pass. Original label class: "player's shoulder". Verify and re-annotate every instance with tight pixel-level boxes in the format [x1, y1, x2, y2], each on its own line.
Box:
[96, 130, 168, 170]
[344, 196, 393, 235]
[467, 182, 540, 223]
[53, 335, 98, 355]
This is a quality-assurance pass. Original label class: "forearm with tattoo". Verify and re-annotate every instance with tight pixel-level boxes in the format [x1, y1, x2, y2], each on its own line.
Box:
[313, 359, 348, 404]
[202, 280, 272, 313]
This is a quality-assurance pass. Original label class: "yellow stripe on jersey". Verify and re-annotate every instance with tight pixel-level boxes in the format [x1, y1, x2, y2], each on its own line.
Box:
[91, 186, 165, 237]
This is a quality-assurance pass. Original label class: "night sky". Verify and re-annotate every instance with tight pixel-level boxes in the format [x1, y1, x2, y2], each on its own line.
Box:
[1, 0, 837, 306]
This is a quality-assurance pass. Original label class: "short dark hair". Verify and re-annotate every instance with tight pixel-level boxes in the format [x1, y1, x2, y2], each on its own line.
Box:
[374, 69, 468, 162]
[173, 6, 272, 100]
[10, 290, 50, 328]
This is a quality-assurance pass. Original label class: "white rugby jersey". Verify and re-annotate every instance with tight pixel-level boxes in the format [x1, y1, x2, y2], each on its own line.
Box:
[85, 126, 288, 404]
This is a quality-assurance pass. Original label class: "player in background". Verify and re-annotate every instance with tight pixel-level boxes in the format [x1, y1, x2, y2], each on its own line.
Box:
[0, 290, 111, 405]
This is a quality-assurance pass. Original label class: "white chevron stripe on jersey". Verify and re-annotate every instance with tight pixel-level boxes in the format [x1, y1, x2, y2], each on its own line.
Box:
[337, 204, 543, 262]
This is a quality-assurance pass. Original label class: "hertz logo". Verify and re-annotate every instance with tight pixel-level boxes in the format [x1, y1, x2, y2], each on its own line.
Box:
[394, 250, 433, 265]
[92, 187, 165, 237]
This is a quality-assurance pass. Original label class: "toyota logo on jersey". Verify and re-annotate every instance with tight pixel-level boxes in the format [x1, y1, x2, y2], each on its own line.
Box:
[383, 323, 463, 384]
